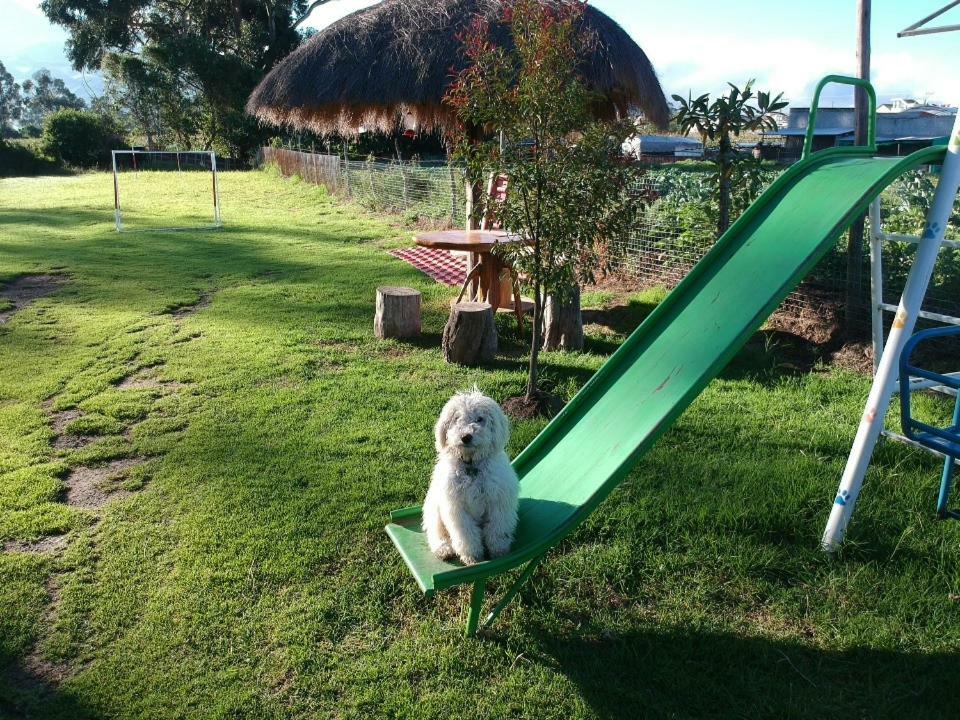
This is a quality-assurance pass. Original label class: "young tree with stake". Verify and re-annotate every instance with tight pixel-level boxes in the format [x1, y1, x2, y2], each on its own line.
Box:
[673, 81, 786, 235]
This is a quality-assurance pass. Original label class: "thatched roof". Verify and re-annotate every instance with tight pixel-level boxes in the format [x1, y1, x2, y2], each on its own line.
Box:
[247, 0, 669, 136]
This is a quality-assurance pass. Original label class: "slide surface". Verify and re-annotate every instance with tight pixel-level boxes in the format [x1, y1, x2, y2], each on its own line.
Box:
[387, 145, 946, 594]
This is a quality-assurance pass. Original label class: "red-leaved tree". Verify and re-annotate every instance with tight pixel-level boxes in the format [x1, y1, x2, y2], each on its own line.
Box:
[444, 0, 642, 409]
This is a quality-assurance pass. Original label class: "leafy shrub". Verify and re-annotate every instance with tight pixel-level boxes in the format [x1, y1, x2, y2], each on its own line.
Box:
[40, 109, 125, 168]
[0, 138, 62, 177]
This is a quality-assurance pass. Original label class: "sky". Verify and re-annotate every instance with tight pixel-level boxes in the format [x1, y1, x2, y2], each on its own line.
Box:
[2, 0, 960, 108]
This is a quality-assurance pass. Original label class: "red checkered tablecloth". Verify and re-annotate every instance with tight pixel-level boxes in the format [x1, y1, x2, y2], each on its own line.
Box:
[389, 247, 467, 287]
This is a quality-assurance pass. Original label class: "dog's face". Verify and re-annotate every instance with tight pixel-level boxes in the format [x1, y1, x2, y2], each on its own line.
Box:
[434, 389, 509, 461]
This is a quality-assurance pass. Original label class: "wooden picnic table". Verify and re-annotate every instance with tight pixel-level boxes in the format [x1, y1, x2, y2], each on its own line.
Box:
[414, 230, 526, 327]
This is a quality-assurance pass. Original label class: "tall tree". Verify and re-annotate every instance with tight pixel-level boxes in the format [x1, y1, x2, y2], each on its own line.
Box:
[20, 68, 85, 128]
[41, 0, 337, 158]
[0, 61, 23, 134]
[100, 52, 197, 150]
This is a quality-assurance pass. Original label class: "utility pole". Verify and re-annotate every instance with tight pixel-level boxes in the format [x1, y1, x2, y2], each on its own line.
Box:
[846, 0, 871, 338]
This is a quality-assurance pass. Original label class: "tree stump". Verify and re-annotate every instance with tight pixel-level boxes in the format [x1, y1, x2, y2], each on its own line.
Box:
[375, 286, 421, 339]
[542, 285, 583, 351]
[442, 302, 497, 365]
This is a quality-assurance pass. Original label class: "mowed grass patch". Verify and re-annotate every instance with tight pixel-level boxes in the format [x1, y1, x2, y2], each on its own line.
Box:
[0, 170, 958, 718]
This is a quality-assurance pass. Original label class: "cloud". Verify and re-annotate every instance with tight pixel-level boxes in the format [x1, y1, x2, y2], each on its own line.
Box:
[302, 0, 380, 30]
[872, 49, 960, 104]
[8, 0, 44, 16]
[627, 26, 855, 106]
[621, 17, 958, 108]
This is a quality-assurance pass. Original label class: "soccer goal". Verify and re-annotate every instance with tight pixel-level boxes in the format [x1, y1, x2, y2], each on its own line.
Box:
[111, 150, 223, 232]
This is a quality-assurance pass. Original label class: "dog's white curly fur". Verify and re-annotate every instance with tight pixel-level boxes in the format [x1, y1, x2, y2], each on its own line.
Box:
[423, 389, 519, 565]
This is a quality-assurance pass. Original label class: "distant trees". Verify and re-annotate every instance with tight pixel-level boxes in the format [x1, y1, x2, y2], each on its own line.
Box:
[0, 62, 22, 137]
[0, 64, 89, 139]
[21, 69, 85, 128]
[40, 0, 339, 159]
[100, 53, 194, 151]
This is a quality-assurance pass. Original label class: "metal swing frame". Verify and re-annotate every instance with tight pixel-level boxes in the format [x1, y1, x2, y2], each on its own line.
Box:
[821, 5, 960, 548]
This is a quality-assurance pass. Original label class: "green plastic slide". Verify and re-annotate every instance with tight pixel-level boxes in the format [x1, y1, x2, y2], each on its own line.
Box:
[386, 83, 947, 637]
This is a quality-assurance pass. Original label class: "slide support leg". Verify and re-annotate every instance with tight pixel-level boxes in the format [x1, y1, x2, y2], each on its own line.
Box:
[481, 555, 546, 632]
[465, 579, 486, 638]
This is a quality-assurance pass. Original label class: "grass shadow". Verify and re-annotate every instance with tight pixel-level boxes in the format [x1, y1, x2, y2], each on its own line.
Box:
[522, 623, 958, 719]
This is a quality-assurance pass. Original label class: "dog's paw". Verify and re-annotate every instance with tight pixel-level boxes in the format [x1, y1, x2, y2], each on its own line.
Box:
[486, 543, 512, 559]
[458, 552, 483, 565]
[433, 543, 457, 561]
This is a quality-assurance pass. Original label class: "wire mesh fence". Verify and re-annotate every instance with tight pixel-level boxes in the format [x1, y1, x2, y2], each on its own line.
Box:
[260, 147, 465, 228]
[259, 146, 960, 349]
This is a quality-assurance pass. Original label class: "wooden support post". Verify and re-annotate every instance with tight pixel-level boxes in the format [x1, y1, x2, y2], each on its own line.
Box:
[442, 302, 497, 365]
[846, 0, 871, 338]
[375, 286, 421, 339]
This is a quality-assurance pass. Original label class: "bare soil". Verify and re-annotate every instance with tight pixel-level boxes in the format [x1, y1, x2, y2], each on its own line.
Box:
[63, 458, 143, 509]
[3, 535, 69, 554]
[52, 434, 98, 450]
[829, 341, 875, 375]
[117, 374, 166, 390]
[0, 274, 66, 325]
[171, 291, 213, 318]
[503, 392, 564, 419]
[50, 409, 80, 435]
[49, 409, 99, 450]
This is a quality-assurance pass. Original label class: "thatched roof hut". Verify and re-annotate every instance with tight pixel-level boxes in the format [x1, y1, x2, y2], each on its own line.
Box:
[247, 0, 669, 136]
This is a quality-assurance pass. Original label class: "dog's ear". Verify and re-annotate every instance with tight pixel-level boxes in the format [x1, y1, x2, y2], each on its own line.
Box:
[491, 403, 510, 451]
[434, 400, 456, 453]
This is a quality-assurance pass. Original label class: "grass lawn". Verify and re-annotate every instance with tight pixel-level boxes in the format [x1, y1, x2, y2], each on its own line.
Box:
[1, 169, 959, 719]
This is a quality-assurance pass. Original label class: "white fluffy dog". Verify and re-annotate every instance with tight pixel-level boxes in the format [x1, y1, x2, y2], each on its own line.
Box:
[422, 389, 519, 565]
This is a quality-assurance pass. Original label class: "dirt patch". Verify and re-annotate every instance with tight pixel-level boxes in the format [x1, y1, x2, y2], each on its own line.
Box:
[586, 274, 656, 298]
[4, 534, 69, 554]
[170, 291, 213, 319]
[53, 434, 98, 451]
[3, 577, 73, 702]
[0, 274, 66, 325]
[582, 303, 657, 336]
[118, 372, 184, 391]
[62, 458, 143, 510]
[172, 330, 202, 344]
[503, 392, 564, 419]
[767, 301, 843, 347]
[50, 409, 80, 435]
[117, 375, 165, 390]
[24, 579, 71, 688]
[830, 341, 875, 375]
[48, 409, 99, 450]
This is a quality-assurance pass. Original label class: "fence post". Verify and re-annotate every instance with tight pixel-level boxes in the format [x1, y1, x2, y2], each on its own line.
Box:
[367, 156, 375, 201]
[449, 161, 458, 227]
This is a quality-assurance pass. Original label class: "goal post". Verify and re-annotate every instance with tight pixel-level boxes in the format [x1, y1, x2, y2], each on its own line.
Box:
[111, 150, 223, 232]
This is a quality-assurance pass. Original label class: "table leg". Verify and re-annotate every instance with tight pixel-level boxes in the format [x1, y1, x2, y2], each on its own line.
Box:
[482, 258, 500, 313]
[456, 264, 485, 304]
[470, 251, 481, 300]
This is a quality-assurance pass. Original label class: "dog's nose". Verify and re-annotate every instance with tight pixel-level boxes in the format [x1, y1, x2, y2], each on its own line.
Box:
[461, 433, 473, 445]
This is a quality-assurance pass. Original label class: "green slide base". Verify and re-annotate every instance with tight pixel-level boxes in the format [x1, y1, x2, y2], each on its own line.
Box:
[386, 144, 947, 634]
